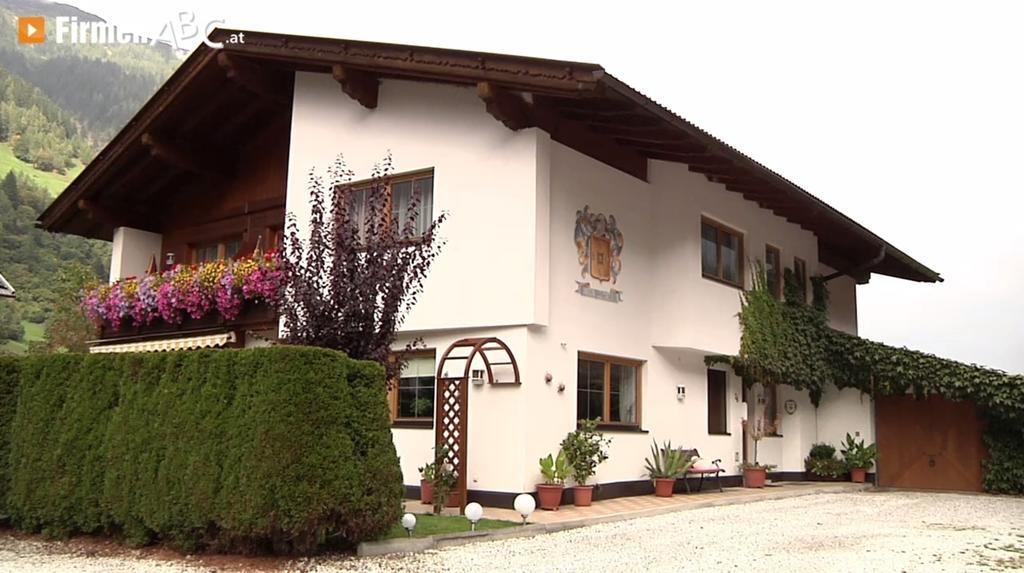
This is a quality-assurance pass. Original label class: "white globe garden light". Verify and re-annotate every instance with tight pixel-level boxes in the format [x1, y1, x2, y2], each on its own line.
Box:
[401, 512, 417, 537]
[513, 493, 536, 525]
[464, 502, 484, 531]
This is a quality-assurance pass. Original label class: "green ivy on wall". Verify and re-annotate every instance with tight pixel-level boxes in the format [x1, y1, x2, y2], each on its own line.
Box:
[707, 268, 1024, 494]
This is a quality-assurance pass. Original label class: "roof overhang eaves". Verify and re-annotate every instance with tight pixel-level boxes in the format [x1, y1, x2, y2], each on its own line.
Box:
[597, 72, 942, 283]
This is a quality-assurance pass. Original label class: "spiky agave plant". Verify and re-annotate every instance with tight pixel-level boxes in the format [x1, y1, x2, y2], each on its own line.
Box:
[644, 440, 692, 479]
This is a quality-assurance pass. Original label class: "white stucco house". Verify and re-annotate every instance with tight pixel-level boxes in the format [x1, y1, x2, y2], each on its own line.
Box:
[38, 30, 944, 504]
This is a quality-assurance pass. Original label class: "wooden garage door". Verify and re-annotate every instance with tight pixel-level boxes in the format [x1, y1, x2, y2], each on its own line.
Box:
[876, 395, 985, 491]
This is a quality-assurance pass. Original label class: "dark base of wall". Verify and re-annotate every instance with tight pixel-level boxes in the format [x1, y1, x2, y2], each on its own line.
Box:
[403, 471, 874, 510]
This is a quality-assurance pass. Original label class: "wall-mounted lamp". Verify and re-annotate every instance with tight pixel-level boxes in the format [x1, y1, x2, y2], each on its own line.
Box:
[676, 385, 686, 401]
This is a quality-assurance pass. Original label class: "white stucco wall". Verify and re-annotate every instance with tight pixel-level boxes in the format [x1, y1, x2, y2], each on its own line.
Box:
[392, 326, 530, 493]
[285, 74, 874, 494]
[823, 266, 859, 335]
[109, 226, 162, 282]
[287, 74, 548, 332]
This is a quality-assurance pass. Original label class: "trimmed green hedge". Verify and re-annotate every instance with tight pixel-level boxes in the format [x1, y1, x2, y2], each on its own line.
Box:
[1, 347, 402, 553]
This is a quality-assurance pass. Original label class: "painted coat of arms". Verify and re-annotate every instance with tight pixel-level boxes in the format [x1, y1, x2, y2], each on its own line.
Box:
[574, 205, 624, 302]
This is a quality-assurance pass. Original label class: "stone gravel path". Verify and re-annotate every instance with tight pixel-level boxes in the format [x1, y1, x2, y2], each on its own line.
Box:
[2, 491, 1022, 572]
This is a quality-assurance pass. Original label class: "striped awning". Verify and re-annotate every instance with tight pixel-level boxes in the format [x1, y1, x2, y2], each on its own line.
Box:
[89, 332, 237, 354]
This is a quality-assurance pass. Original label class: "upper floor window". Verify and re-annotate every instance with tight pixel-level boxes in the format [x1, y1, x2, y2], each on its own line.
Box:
[347, 171, 434, 242]
[793, 257, 808, 303]
[765, 245, 782, 299]
[701, 217, 744, 287]
[389, 352, 436, 424]
[577, 353, 642, 428]
[191, 237, 241, 264]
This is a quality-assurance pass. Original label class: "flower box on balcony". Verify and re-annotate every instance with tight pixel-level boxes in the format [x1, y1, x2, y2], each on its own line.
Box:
[83, 252, 284, 339]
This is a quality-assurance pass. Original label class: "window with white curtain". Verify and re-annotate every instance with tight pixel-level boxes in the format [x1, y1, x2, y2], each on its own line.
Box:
[576, 353, 642, 427]
[346, 171, 434, 242]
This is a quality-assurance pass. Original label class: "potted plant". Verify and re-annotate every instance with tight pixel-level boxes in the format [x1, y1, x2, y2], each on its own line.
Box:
[741, 415, 777, 488]
[840, 433, 877, 483]
[805, 442, 848, 481]
[417, 460, 435, 505]
[561, 419, 612, 506]
[644, 440, 692, 497]
[537, 449, 570, 510]
[424, 445, 459, 513]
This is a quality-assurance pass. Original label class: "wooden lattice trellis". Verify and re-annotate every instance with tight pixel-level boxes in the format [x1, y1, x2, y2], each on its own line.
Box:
[434, 337, 521, 512]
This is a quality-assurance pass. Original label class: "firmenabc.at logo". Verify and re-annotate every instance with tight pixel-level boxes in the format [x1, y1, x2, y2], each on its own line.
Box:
[17, 16, 45, 44]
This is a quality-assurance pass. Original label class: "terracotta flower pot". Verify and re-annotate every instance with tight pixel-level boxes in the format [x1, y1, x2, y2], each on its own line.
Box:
[573, 485, 594, 506]
[850, 467, 867, 483]
[420, 479, 433, 504]
[536, 484, 564, 510]
[654, 478, 676, 497]
[743, 467, 767, 488]
[444, 489, 463, 508]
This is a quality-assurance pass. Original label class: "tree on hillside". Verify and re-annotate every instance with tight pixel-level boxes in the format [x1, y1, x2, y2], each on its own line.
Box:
[36, 262, 97, 353]
[280, 154, 447, 384]
[0, 170, 109, 338]
[0, 302, 22, 342]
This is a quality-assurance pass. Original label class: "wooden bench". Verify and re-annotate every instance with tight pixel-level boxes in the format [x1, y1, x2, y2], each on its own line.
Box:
[680, 449, 724, 493]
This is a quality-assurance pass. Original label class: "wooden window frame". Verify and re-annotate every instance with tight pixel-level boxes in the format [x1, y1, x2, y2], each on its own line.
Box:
[577, 352, 643, 430]
[189, 235, 242, 264]
[707, 368, 730, 435]
[793, 257, 808, 303]
[765, 244, 783, 300]
[701, 216, 745, 289]
[339, 168, 434, 243]
[388, 349, 436, 429]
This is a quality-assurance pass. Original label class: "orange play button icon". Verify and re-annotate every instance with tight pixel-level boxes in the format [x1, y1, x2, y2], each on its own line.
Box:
[18, 17, 45, 44]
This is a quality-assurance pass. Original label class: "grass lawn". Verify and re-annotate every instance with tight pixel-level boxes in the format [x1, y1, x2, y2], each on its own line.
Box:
[21, 320, 44, 342]
[0, 339, 27, 355]
[0, 143, 83, 196]
[0, 321, 44, 356]
[383, 513, 518, 539]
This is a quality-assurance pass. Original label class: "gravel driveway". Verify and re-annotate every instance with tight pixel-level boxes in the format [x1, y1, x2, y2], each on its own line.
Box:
[1, 491, 1022, 572]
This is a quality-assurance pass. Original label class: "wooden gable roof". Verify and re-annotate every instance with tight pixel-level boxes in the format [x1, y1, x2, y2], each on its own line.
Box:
[38, 29, 940, 283]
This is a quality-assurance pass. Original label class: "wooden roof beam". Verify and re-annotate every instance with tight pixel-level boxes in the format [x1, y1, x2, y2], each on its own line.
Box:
[332, 64, 379, 109]
[77, 199, 158, 232]
[477, 82, 534, 131]
[216, 52, 289, 105]
[533, 95, 647, 181]
[614, 138, 707, 154]
[140, 133, 230, 179]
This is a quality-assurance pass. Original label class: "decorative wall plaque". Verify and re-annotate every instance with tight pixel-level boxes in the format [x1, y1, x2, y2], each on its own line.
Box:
[574, 205, 624, 302]
[784, 399, 798, 415]
[574, 205, 623, 283]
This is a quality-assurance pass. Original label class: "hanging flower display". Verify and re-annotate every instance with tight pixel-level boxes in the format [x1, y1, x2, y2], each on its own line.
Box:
[81, 251, 285, 330]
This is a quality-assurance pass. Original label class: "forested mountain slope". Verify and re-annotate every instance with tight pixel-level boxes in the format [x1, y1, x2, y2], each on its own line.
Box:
[0, 0, 180, 353]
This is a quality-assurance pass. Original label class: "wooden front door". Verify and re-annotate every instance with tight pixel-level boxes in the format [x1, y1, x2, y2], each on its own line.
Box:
[876, 395, 985, 491]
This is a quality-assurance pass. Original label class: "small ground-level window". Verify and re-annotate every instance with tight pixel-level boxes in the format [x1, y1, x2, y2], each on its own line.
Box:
[577, 353, 642, 427]
[707, 369, 729, 435]
[763, 383, 781, 436]
[390, 352, 436, 423]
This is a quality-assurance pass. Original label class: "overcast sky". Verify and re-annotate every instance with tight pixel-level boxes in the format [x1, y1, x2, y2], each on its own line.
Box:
[72, 1, 1024, 373]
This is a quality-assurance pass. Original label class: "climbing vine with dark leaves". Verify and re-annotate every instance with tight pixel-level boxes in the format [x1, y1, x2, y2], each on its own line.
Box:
[706, 265, 1024, 494]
